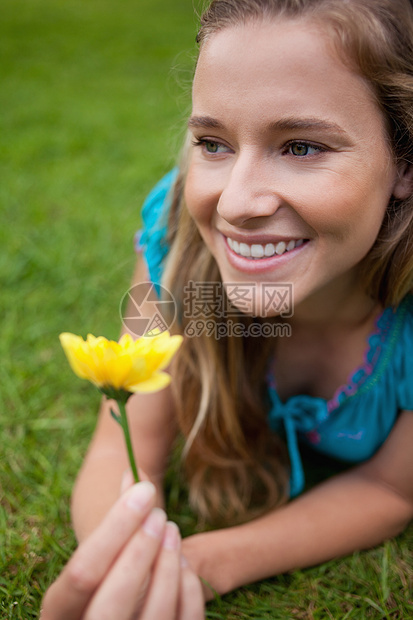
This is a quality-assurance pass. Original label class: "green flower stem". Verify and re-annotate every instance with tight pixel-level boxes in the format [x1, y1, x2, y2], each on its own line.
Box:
[117, 399, 139, 483]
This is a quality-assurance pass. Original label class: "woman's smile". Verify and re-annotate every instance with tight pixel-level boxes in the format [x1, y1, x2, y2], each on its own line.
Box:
[222, 233, 310, 275]
[184, 18, 402, 316]
[226, 236, 306, 259]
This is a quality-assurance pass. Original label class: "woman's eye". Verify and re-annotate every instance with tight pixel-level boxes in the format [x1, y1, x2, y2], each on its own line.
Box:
[204, 141, 221, 153]
[288, 142, 321, 157]
[192, 138, 230, 155]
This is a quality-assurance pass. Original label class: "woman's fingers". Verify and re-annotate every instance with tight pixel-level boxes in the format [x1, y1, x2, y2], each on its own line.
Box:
[120, 468, 135, 494]
[139, 522, 181, 620]
[84, 508, 167, 619]
[178, 560, 205, 620]
[120, 467, 151, 496]
[40, 481, 156, 620]
[121, 468, 165, 510]
[41, 480, 204, 620]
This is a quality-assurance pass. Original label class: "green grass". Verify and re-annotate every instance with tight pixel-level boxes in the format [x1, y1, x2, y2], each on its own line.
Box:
[0, 1, 412, 618]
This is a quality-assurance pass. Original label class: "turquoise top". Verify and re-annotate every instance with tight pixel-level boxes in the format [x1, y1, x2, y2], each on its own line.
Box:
[137, 171, 413, 497]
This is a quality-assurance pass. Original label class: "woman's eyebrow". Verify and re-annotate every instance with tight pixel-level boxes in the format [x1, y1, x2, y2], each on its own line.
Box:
[187, 115, 348, 136]
[268, 117, 348, 136]
[188, 116, 225, 130]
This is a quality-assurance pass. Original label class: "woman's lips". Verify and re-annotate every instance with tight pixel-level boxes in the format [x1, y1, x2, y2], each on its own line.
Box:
[223, 234, 309, 273]
[226, 235, 305, 258]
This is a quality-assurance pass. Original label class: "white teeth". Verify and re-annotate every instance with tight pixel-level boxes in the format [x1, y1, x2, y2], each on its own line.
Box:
[264, 243, 275, 257]
[239, 243, 251, 257]
[227, 237, 305, 259]
[251, 244, 264, 258]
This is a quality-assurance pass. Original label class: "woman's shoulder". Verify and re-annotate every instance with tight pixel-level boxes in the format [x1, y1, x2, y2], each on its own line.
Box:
[323, 293, 413, 413]
[137, 169, 178, 290]
[391, 293, 413, 410]
[141, 168, 179, 231]
[374, 293, 413, 356]
[371, 293, 413, 382]
[394, 293, 413, 341]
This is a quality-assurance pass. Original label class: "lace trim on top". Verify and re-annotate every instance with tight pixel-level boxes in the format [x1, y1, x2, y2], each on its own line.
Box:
[267, 297, 408, 413]
[326, 300, 407, 413]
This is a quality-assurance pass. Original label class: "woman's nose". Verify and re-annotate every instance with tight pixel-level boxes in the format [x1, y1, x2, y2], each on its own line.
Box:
[216, 153, 283, 227]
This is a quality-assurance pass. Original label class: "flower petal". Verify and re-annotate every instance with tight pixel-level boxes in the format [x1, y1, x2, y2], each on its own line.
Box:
[128, 371, 172, 393]
[59, 333, 96, 381]
[59, 331, 182, 393]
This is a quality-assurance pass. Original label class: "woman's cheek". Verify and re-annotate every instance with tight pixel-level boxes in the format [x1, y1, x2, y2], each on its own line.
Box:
[185, 168, 215, 222]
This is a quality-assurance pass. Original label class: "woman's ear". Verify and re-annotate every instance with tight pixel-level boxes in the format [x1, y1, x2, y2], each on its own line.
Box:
[393, 162, 413, 199]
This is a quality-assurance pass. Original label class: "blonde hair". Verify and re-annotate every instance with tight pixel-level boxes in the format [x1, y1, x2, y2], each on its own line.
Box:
[162, 0, 413, 524]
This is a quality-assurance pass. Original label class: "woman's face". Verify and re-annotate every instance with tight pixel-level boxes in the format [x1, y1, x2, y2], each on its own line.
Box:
[185, 18, 402, 317]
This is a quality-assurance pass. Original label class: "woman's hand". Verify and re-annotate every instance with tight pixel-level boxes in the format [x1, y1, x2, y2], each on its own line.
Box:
[182, 532, 225, 601]
[40, 481, 205, 620]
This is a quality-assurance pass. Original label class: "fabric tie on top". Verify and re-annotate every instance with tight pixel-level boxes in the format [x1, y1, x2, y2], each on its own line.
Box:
[267, 386, 328, 497]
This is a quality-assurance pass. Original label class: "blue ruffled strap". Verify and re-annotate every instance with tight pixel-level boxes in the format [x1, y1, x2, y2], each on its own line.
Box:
[139, 168, 178, 294]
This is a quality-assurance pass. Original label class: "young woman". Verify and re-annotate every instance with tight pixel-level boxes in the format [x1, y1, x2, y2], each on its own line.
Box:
[41, 1, 413, 617]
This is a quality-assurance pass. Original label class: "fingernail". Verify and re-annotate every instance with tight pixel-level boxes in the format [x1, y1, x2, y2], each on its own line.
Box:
[162, 521, 180, 551]
[125, 481, 156, 512]
[180, 554, 189, 568]
[142, 508, 166, 538]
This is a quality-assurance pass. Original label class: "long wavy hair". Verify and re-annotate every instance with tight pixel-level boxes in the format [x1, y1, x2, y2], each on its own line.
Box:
[161, 0, 413, 524]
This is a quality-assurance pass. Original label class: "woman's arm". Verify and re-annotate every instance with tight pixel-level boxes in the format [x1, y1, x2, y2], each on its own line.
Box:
[182, 410, 413, 596]
[71, 257, 178, 542]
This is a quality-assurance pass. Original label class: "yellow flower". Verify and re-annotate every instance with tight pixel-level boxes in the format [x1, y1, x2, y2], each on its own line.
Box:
[59, 331, 182, 396]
